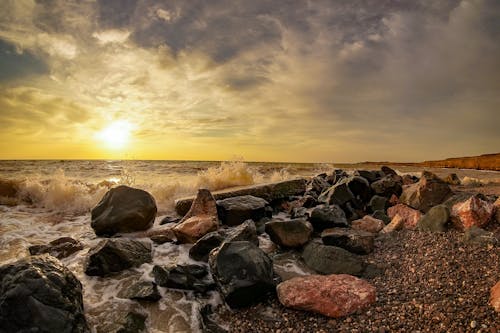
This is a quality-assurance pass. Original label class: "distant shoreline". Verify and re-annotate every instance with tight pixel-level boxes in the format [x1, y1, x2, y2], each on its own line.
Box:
[359, 153, 500, 172]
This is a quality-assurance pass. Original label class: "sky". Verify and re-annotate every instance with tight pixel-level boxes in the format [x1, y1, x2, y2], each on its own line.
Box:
[0, 0, 499, 163]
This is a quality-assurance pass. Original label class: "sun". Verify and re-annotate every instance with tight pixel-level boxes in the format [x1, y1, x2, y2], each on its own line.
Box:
[96, 120, 133, 149]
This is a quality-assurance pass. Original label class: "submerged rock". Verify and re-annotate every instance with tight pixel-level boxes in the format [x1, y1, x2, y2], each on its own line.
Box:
[91, 185, 157, 236]
[302, 242, 365, 276]
[309, 204, 349, 231]
[28, 236, 84, 259]
[277, 274, 376, 318]
[153, 264, 213, 293]
[450, 195, 494, 230]
[265, 219, 313, 248]
[399, 171, 451, 212]
[117, 280, 161, 302]
[85, 238, 152, 276]
[217, 195, 268, 226]
[0, 254, 89, 333]
[173, 189, 219, 243]
[321, 228, 375, 254]
[417, 204, 450, 232]
[209, 241, 275, 308]
[175, 179, 307, 216]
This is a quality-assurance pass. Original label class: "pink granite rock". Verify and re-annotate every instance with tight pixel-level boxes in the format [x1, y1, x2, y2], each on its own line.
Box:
[490, 280, 500, 312]
[277, 274, 376, 318]
[450, 195, 494, 230]
[387, 204, 423, 230]
[351, 215, 385, 233]
[381, 214, 404, 233]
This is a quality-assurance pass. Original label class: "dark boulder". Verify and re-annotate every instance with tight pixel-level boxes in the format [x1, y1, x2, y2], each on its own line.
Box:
[321, 228, 375, 254]
[217, 195, 268, 226]
[225, 219, 259, 246]
[381, 165, 398, 176]
[0, 254, 89, 333]
[302, 242, 365, 276]
[367, 195, 388, 213]
[309, 205, 349, 231]
[91, 185, 157, 236]
[310, 176, 331, 194]
[353, 170, 380, 183]
[153, 264, 214, 293]
[117, 281, 161, 302]
[400, 171, 452, 212]
[265, 219, 313, 248]
[29, 237, 83, 259]
[189, 231, 224, 262]
[85, 239, 152, 276]
[319, 176, 371, 208]
[209, 241, 275, 308]
[370, 175, 403, 198]
[371, 210, 391, 224]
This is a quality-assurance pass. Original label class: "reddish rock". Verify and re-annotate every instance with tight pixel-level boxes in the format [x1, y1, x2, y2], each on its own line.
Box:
[450, 195, 494, 231]
[490, 281, 500, 312]
[351, 215, 384, 233]
[399, 171, 451, 212]
[387, 204, 423, 230]
[381, 215, 404, 233]
[172, 189, 219, 243]
[494, 198, 500, 224]
[388, 194, 399, 206]
[401, 174, 416, 185]
[277, 274, 376, 318]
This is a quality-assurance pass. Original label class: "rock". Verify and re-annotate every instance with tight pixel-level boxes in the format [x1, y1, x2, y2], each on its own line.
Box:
[28, 237, 84, 259]
[444, 173, 461, 185]
[302, 194, 318, 208]
[351, 215, 385, 233]
[85, 238, 152, 276]
[302, 242, 365, 276]
[399, 171, 452, 212]
[417, 204, 450, 232]
[225, 219, 259, 245]
[353, 170, 380, 183]
[319, 176, 371, 207]
[0, 254, 89, 333]
[450, 195, 494, 230]
[370, 175, 403, 198]
[463, 226, 498, 246]
[189, 231, 224, 262]
[117, 280, 161, 301]
[494, 198, 500, 223]
[173, 189, 219, 243]
[381, 165, 398, 176]
[387, 204, 423, 229]
[175, 179, 307, 216]
[91, 185, 157, 236]
[490, 281, 500, 312]
[209, 241, 275, 308]
[153, 264, 213, 293]
[272, 252, 317, 281]
[371, 210, 391, 224]
[159, 215, 181, 225]
[368, 195, 388, 213]
[321, 228, 375, 254]
[309, 205, 349, 231]
[199, 305, 229, 333]
[402, 174, 417, 185]
[265, 219, 313, 248]
[291, 206, 309, 219]
[146, 227, 176, 244]
[277, 274, 376, 318]
[381, 215, 404, 233]
[310, 176, 331, 194]
[388, 194, 399, 206]
[217, 195, 268, 226]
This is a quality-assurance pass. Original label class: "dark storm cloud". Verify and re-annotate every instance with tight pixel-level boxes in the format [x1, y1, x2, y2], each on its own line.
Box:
[97, 0, 139, 29]
[0, 39, 48, 81]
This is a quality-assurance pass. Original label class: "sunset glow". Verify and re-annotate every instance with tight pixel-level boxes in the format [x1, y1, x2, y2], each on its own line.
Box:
[96, 120, 133, 150]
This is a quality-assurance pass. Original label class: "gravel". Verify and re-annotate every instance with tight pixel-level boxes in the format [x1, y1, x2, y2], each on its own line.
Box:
[215, 228, 500, 332]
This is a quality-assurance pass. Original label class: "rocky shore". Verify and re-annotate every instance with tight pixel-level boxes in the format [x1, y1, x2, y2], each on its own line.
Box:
[1, 167, 499, 332]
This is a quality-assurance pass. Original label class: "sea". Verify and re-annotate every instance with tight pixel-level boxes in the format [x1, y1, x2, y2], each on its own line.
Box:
[0, 160, 499, 332]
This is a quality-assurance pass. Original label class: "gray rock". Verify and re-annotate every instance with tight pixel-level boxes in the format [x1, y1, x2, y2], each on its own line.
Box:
[217, 195, 268, 226]
[0, 254, 89, 333]
[417, 204, 450, 232]
[319, 176, 371, 207]
[91, 185, 157, 236]
[209, 241, 275, 308]
[302, 242, 365, 276]
[265, 219, 313, 248]
[372, 210, 391, 224]
[29, 237, 83, 259]
[117, 281, 161, 302]
[189, 231, 224, 262]
[353, 170, 380, 183]
[321, 228, 375, 254]
[368, 195, 388, 213]
[225, 219, 259, 245]
[309, 204, 349, 231]
[153, 264, 214, 293]
[370, 175, 403, 198]
[310, 176, 331, 194]
[175, 179, 307, 216]
[85, 239, 152, 276]
[400, 171, 452, 212]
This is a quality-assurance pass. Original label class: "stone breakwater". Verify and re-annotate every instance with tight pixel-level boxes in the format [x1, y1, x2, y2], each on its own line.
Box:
[1, 168, 499, 332]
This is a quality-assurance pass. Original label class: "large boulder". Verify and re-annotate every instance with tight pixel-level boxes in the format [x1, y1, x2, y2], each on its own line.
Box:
[367, 195, 388, 213]
[399, 171, 451, 212]
[265, 219, 313, 248]
[91, 185, 157, 236]
[302, 242, 365, 276]
[0, 254, 89, 333]
[351, 215, 385, 234]
[310, 175, 331, 194]
[225, 219, 259, 245]
[387, 204, 423, 230]
[175, 179, 307, 216]
[189, 231, 224, 262]
[319, 176, 371, 207]
[321, 228, 375, 255]
[370, 175, 402, 198]
[417, 204, 450, 232]
[85, 239, 152, 276]
[490, 281, 500, 312]
[450, 195, 494, 230]
[217, 195, 268, 226]
[277, 274, 376, 318]
[353, 170, 380, 183]
[173, 189, 219, 243]
[309, 205, 349, 231]
[209, 241, 275, 308]
[29, 237, 84, 259]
